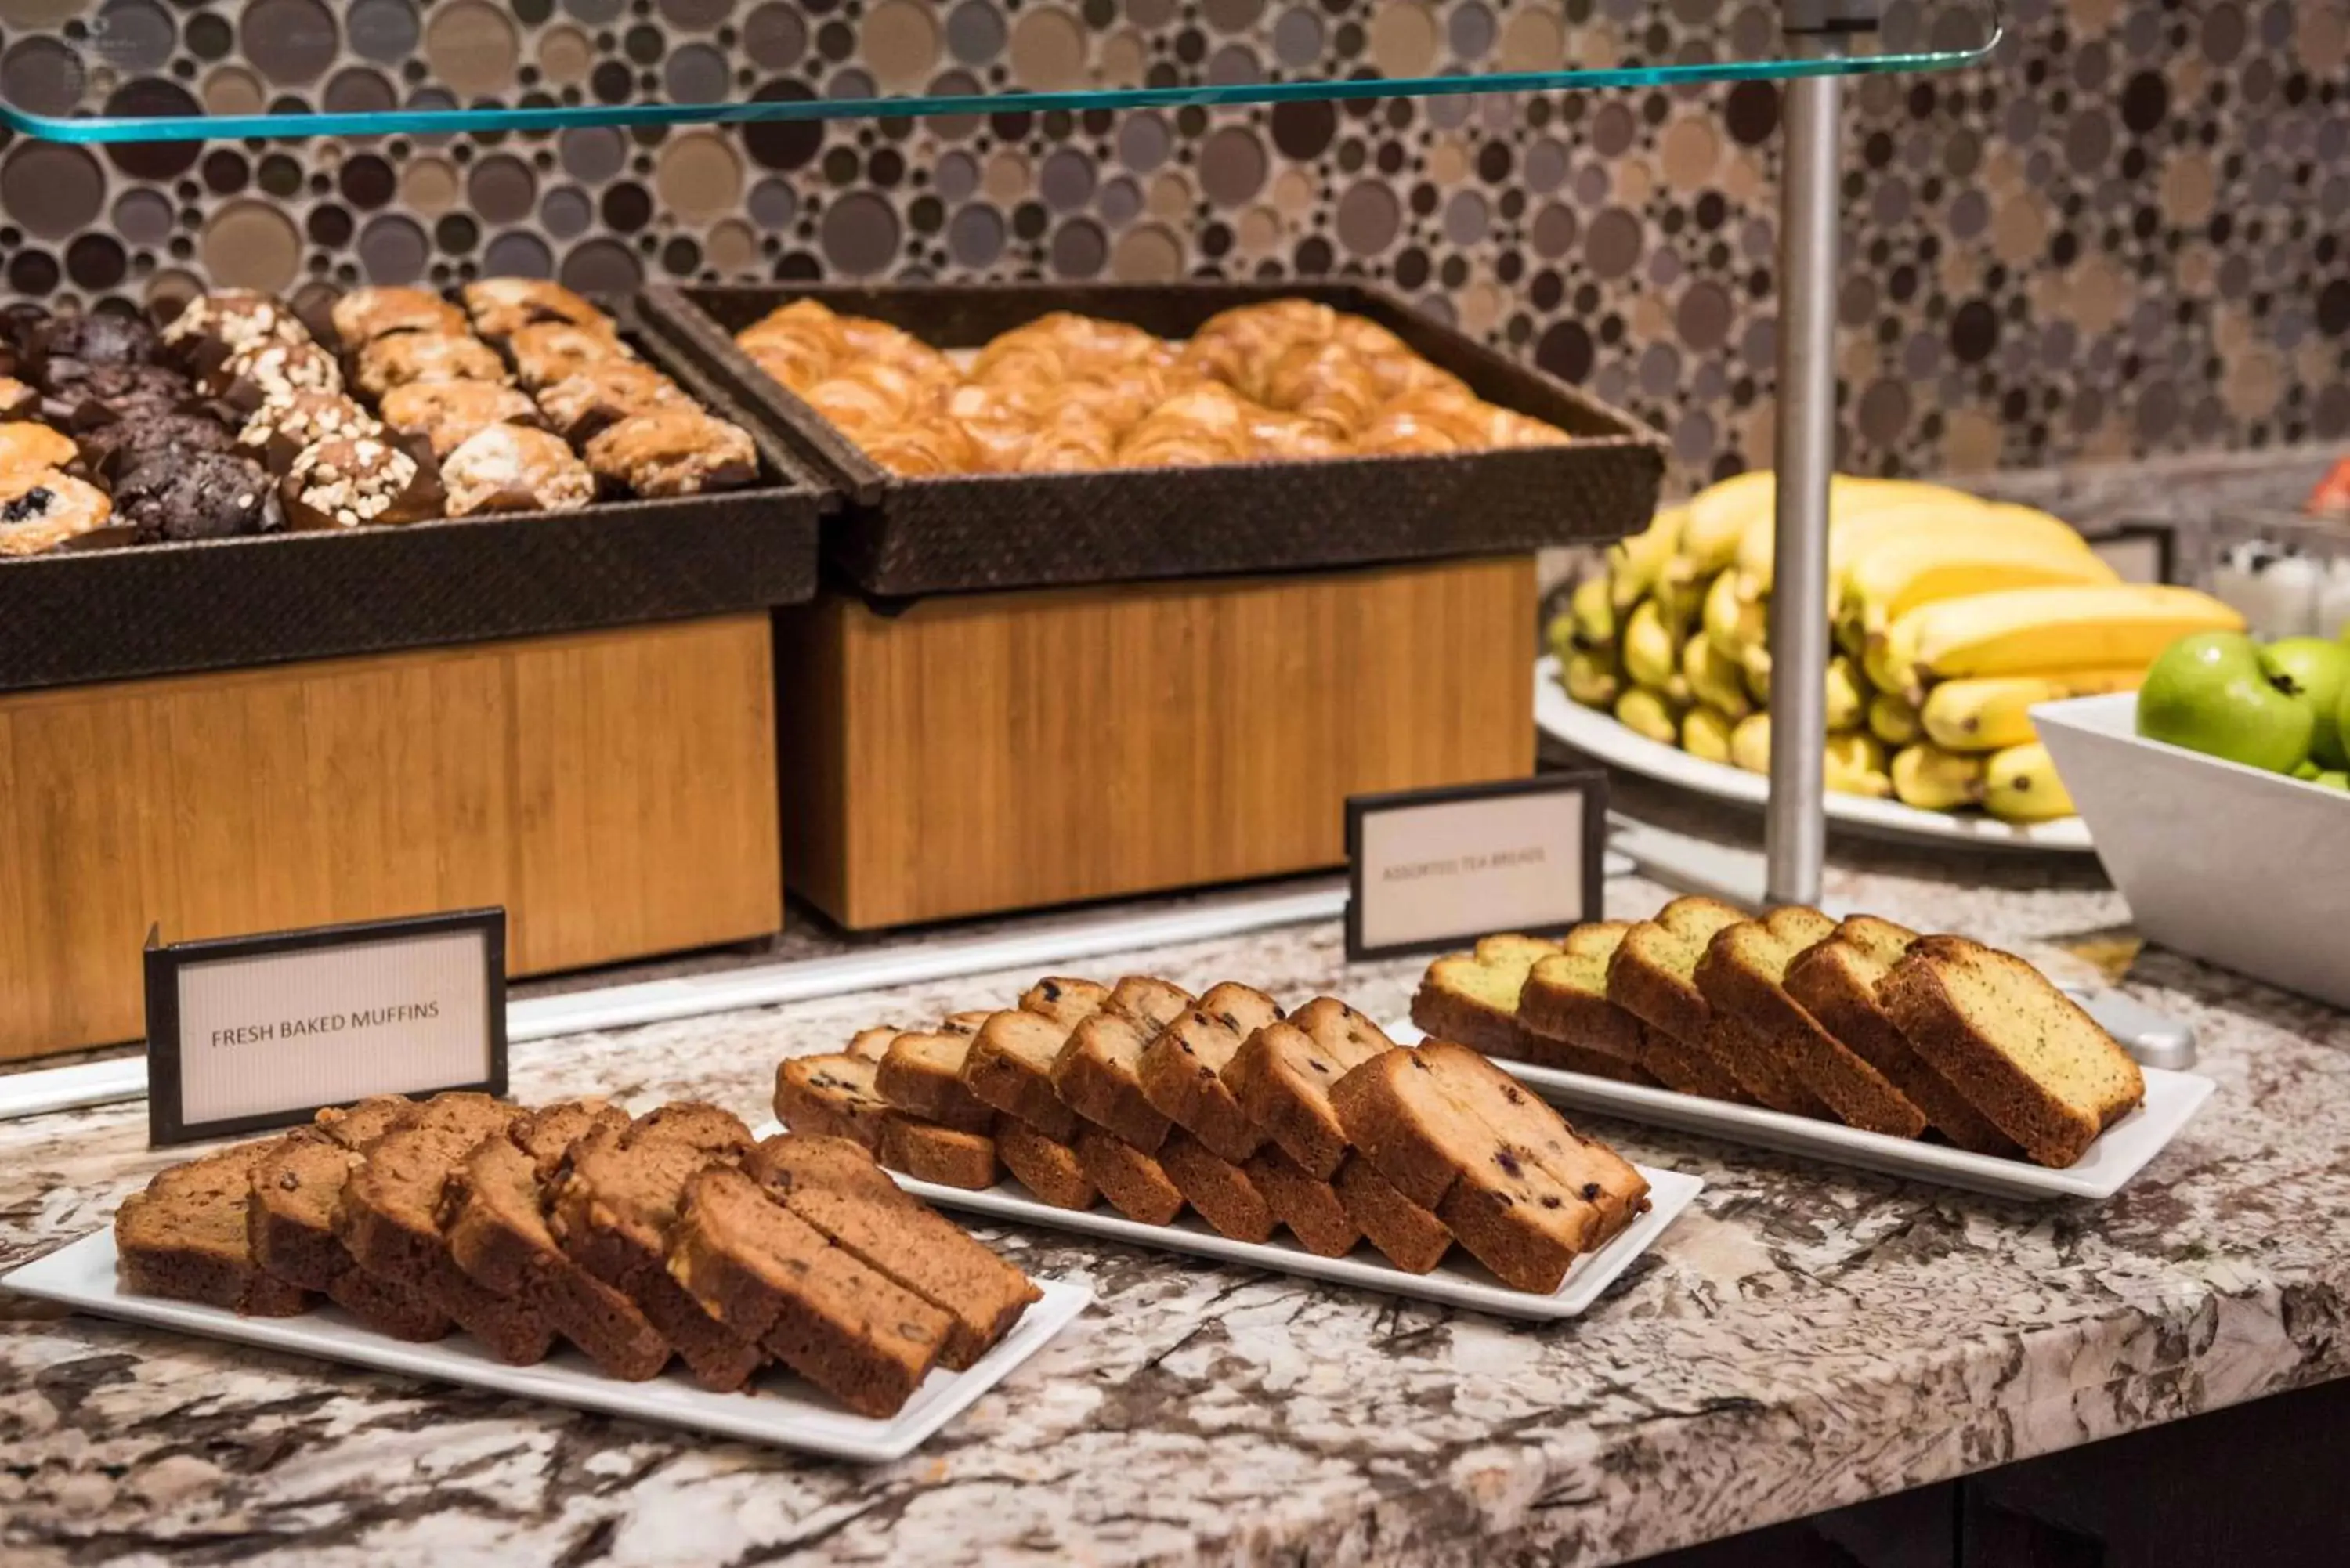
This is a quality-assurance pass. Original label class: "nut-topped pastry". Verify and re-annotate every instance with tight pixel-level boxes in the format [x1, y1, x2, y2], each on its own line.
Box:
[532, 360, 693, 443]
[439, 423, 595, 517]
[0, 468, 118, 555]
[209, 339, 345, 406]
[162, 289, 311, 361]
[235, 391, 381, 472]
[582, 408, 756, 497]
[114, 450, 278, 543]
[330, 286, 468, 349]
[282, 433, 445, 529]
[461, 278, 608, 340]
[351, 331, 509, 399]
[378, 379, 544, 460]
[508, 320, 633, 391]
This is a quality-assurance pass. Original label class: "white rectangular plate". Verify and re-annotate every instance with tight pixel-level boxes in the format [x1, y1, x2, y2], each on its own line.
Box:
[1388, 1022, 2215, 1201]
[753, 1124, 1701, 1322]
[2, 1231, 1090, 1463]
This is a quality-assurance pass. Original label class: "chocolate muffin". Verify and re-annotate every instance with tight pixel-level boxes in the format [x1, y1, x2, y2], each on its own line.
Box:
[41, 360, 194, 421]
[25, 311, 163, 382]
[114, 450, 278, 543]
[283, 434, 445, 529]
[79, 411, 233, 476]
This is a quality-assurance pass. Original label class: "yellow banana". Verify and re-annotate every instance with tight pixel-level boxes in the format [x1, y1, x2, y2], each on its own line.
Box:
[1825, 732, 1893, 799]
[1654, 566, 1710, 637]
[1678, 471, 1776, 581]
[1614, 685, 1685, 745]
[1608, 505, 1686, 612]
[1680, 633, 1753, 721]
[1622, 598, 1683, 692]
[1563, 649, 1623, 710]
[1919, 667, 2147, 752]
[1570, 574, 1616, 646]
[1877, 585, 2244, 703]
[1891, 743, 1988, 811]
[1839, 533, 2117, 649]
[1734, 479, 1989, 597]
[1982, 742, 2076, 822]
[1741, 641, 1773, 706]
[1824, 654, 1868, 732]
[1729, 711, 1772, 774]
[1682, 704, 1737, 764]
[1703, 568, 1768, 659]
[1867, 692, 1923, 747]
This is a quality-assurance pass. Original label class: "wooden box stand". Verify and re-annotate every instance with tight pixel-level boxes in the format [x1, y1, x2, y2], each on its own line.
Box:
[776, 555, 1536, 929]
[0, 615, 783, 1060]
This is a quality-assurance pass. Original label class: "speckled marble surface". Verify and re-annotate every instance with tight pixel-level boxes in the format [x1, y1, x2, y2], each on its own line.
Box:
[5, 794, 2348, 1567]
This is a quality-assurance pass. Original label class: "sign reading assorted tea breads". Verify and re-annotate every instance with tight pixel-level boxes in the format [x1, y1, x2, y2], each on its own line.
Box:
[143, 909, 506, 1147]
[1345, 774, 1606, 962]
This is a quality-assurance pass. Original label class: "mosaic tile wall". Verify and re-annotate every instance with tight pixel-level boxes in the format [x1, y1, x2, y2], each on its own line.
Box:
[0, 0, 2342, 483]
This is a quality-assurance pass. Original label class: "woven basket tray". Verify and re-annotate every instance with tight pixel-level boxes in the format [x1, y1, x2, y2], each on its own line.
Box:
[646, 280, 1667, 598]
[0, 299, 826, 694]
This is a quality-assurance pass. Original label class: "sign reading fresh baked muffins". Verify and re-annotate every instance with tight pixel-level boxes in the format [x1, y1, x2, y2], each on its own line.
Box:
[143, 909, 506, 1147]
[1344, 773, 1607, 961]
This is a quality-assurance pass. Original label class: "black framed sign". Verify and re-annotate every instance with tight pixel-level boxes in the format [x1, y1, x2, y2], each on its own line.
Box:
[1344, 771, 1607, 963]
[144, 908, 508, 1147]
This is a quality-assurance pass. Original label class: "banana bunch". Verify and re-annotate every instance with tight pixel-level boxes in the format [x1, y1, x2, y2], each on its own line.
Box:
[1549, 471, 2245, 825]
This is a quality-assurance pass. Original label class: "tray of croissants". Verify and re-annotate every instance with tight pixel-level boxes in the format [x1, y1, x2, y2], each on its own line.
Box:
[645, 280, 1666, 596]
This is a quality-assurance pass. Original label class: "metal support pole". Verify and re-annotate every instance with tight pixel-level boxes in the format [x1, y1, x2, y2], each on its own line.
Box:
[1764, 68, 1843, 907]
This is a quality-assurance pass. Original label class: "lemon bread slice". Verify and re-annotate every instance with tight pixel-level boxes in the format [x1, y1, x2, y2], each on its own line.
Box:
[745, 1134, 1039, 1370]
[1879, 936, 2145, 1167]
[1052, 1010, 1175, 1152]
[877, 1117, 999, 1190]
[1157, 1130, 1278, 1242]
[1136, 984, 1285, 1162]
[1604, 896, 1748, 1046]
[995, 1120, 1097, 1210]
[1020, 976, 1111, 1032]
[875, 1031, 997, 1133]
[120, 1138, 313, 1317]
[1697, 908, 1927, 1136]
[1518, 923, 1647, 1064]
[1409, 934, 1558, 1060]
[961, 1010, 1084, 1141]
[1784, 918, 2018, 1156]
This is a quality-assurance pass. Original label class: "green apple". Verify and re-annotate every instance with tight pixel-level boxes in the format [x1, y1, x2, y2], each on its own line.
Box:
[2138, 630, 2316, 772]
[2261, 638, 2350, 768]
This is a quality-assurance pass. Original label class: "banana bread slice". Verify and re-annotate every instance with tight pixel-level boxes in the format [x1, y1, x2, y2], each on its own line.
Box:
[1135, 984, 1285, 1162]
[1052, 1010, 1173, 1152]
[1222, 1003, 1392, 1180]
[1245, 1147, 1360, 1257]
[1518, 923, 1648, 1065]
[1784, 918, 2018, 1155]
[1409, 934, 1560, 1058]
[313, 1095, 421, 1149]
[508, 1099, 631, 1177]
[248, 1132, 450, 1339]
[444, 1133, 671, 1380]
[1019, 976, 1110, 1032]
[1697, 908, 1927, 1137]
[1103, 975, 1195, 1035]
[334, 1095, 555, 1364]
[1879, 935, 2146, 1168]
[876, 1031, 997, 1133]
[962, 1010, 1084, 1140]
[1332, 1156, 1452, 1274]
[743, 1134, 1039, 1371]
[1074, 1128, 1186, 1225]
[877, 1116, 999, 1190]
[548, 1107, 764, 1390]
[118, 1139, 313, 1316]
[996, 1120, 1097, 1210]
[1156, 1130, 1277, 1243]
[774, 1053, 891, 1151]
[667, 1166, 952, 1418]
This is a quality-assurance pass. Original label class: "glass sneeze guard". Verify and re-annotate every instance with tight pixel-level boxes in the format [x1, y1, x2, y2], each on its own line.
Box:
[1, 2, 2001, 143]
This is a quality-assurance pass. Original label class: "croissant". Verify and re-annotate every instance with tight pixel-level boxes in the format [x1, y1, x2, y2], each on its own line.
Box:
[859, 417, 980, 477]
[1014, 404, 1122, 472]
[1351, 409, 1466, 456]
[1246, 407, 1351, 460]
[942, 382, 1039, 472]
[974, 312, 1170, 385]
[1115, 382, 1260, 468]
[804, 359, 951, 438]
[1256, 341, 1389, 435]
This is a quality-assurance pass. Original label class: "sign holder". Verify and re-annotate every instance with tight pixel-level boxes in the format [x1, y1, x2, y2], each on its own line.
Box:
[1344, 771, 1607, 963]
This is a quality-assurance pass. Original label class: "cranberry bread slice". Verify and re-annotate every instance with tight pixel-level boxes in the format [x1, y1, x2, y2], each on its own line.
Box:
[1784, 918, 2018, 1155]
[1157, 1131, 1277, 1243]
[548, 1107, 763, 1390]
[1697, 907, 1928, 1137]
[940, 1011, 996, 1036]
[1409, 934, 1560, 1058]
[744, 1134, 1039, 1370]
[1019, 976, 1110, 1032]
[877, 1117, 999, 1190]
[249, 1133, 450, 1339]
[1518, 923, 1647, 1066]
[1051, 1010, 1173, 1152]
[444, 1133, 671, 1380]
[774, 1053, 891, 1151]
[1137, 985, 1286, 1162]
[847, 1027, 906, 1061]
[1103, 975, 1195, 1035]
[876, 1031, 997, 1133]
[1332, 1156, 1452, 1274]
[119, 1139, 313, 1316]
[961, 1010, 1083, 1141]
[1073, 1128, 1186, 1225]
[1224, 1000, 1395, 1180]
[1244, 1147, 1360, 1257]
[667, 1166, 951, 1418]
[1879, 935, 2145, 1168]
[996, 1120, 1097, 1210]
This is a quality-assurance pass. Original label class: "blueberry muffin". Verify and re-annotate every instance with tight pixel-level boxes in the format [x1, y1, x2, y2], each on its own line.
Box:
[0, 468, 119, 555]
[378, 379, 544, 460]
[282, 433, 446, 528]
[330, 285, 468, 349]
[582, 409, 757, 497]
[0, 421, 79, 479]
[352, 331, 509, 399]
[439, 423, 595, 517]
[114, 450, 279, 543]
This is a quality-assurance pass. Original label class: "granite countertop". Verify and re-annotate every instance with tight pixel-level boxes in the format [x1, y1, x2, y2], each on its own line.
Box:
[5, 805, 2350, 1568]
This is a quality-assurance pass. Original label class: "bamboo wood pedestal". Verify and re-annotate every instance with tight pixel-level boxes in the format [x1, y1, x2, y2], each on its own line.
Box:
[776, 555, 1537, 929]
[0, 615, 783, 1060]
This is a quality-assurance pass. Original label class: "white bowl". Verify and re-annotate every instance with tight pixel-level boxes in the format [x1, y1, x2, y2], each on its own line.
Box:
[2032, 691, 2350, 1008]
